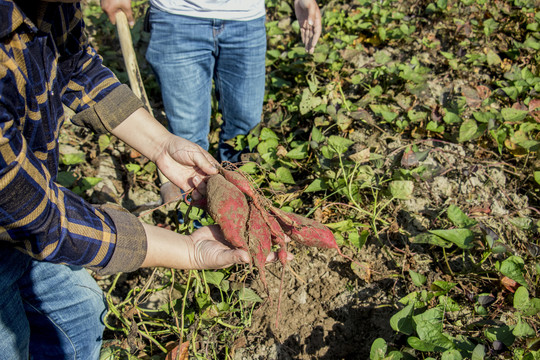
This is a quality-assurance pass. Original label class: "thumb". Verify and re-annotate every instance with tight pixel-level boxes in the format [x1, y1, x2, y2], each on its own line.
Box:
[222, 249, 250, 267]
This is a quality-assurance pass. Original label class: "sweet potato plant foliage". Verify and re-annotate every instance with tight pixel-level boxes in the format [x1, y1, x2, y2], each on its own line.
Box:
[73, 0, 540, 359]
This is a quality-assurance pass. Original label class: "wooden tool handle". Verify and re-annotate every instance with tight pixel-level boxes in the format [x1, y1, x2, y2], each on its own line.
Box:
[115, 11, 170, 185]
[115, 11, 152, 114]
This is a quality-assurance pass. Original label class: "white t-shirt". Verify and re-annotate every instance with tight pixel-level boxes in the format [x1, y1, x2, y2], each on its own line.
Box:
[150, 0, 266, 21]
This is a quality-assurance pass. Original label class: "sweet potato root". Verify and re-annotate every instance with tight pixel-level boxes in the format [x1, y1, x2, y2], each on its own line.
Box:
[206, 174, 249, 250]
[247, 203, 272, 292]
[205, 167, 370, 326]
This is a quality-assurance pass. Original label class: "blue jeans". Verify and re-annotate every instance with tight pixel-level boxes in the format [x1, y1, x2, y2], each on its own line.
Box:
[0, 247, 107, 359]
[146, 8, 267, 163]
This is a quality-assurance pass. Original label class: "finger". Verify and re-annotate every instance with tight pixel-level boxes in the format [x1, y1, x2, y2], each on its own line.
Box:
[308, 9, 322, 53]
[265, 251, 293, 263]
[124, 8, 135, 26]
[192, 150, 220, 177]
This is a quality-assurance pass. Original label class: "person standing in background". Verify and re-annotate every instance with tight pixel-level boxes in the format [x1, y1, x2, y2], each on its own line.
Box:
[101, 0, 322, 203]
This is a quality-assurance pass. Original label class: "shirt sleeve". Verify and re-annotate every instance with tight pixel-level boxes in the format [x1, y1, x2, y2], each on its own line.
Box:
[63, 44, 144, 134]
[0, 101, 145, 273]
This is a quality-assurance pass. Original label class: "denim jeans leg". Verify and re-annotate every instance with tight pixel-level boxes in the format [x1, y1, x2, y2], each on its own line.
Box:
[21, 262, 107, 360]
[0, 247, 107, 360]
[0, 248, 32, 360]
[215, 16, 267, 163]
[146, 8, 215, 150]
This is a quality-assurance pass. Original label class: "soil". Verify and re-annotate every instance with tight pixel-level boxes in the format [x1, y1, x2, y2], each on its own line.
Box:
[60, 116, 538, 359]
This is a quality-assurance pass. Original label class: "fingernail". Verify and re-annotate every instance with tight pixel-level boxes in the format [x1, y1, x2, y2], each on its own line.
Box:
[308, 19, 313, 26]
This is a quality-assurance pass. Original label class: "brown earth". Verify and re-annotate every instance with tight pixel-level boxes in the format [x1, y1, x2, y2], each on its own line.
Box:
[59, 118, 537, 359]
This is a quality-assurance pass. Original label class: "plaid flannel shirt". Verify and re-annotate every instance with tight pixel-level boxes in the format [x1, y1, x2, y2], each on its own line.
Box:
[0, 0, 147, 274]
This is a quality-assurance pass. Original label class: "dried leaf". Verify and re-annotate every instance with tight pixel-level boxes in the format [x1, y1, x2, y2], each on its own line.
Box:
[476, 85, 491, 100]
[500, 276, 519, 293]
[462, 85, 482, 109]
[165, 341, 189, 360]
[349, 148, 370, 163]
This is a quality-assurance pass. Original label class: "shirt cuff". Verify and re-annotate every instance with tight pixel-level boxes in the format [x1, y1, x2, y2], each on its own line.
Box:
[71, 84, 144, 134]
[90, 204, 147, 275]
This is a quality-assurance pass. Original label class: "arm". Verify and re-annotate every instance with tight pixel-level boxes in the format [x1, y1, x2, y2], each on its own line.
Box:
[141, 225, 250, 269]
[110, 107, 219, 200]
[294, 0, 322, 54]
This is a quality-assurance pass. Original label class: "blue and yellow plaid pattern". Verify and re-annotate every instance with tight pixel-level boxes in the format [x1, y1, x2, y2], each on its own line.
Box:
[0, 0, 133, 269]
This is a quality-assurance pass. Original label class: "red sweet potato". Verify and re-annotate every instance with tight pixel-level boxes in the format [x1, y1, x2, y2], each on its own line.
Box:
[206, 174, 249, 250]
[222, 169, 257, 199]
[274, 211, 338, 250]
[246, 203, 272, 292]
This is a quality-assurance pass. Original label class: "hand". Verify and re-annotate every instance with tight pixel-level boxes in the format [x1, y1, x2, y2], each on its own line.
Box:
[101, 0, 134, 26]
[154, 134, 220, 201]
[294, 0, 322, 54]
[111, 108, 220, 201]
[188, 226, 251, 269]
[141, 224, 249, 270]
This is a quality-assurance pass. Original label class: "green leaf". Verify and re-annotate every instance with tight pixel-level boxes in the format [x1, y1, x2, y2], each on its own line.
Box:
[535, 171, 540, 185]
[320, 145, 335, 159]
[311, 126, 325, 143]
[203, 271, 225, 287]
[275, 167, 295, 184]
[257, 138, 278, 155]
[304, 178, 328, 192]
[501, 108, 529, 122]
[325, 219, 354, 232]
[349, 229, 369, 250]
[238, 162, 259, 174]
[484, 325, 515, 347]
[248, 134, 260, 150]
[389, 180, 414, 199]
[458, 119, 478, 143]
[390, 302, 415, 335]
[57, 171, 77, 188]
[370, 338, 387, 360]
[438, 295, 461, 312]
[407, 337, 437, 352]
[431, 281, 457, 295]
[443, 112, 461, 124]
[509, 217, 533, 230]
[486, 49, 501, 65]
[496, 256, 527, 287]
[98, 134, 111, 152]
[143, 162, 156, 174]
[447, 205, 477, 228]
[61, 152, 86, 166]
[195, 292, 211, 309]
[426, 121, 445, 133]
[260, 128, 279, 141]
[286, 142, 309, 160]
[411, 233, 453, 248]
[471, 344, 486, 360]
[81, 177, 102, 188]
[514, 286, 540, 316]
[299, 88, 322, 115]
[328, 135, 354, 154]
[441, 349, 463, 360]
[125, 163, 142, 174]
[428, 229, 474, 249]
[523, 36, 540, 51]
[413, 307, 454, 350]
[409, 270, 427, 286]
[237, 288, 263, 303]
[513, 315, 535, 337]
